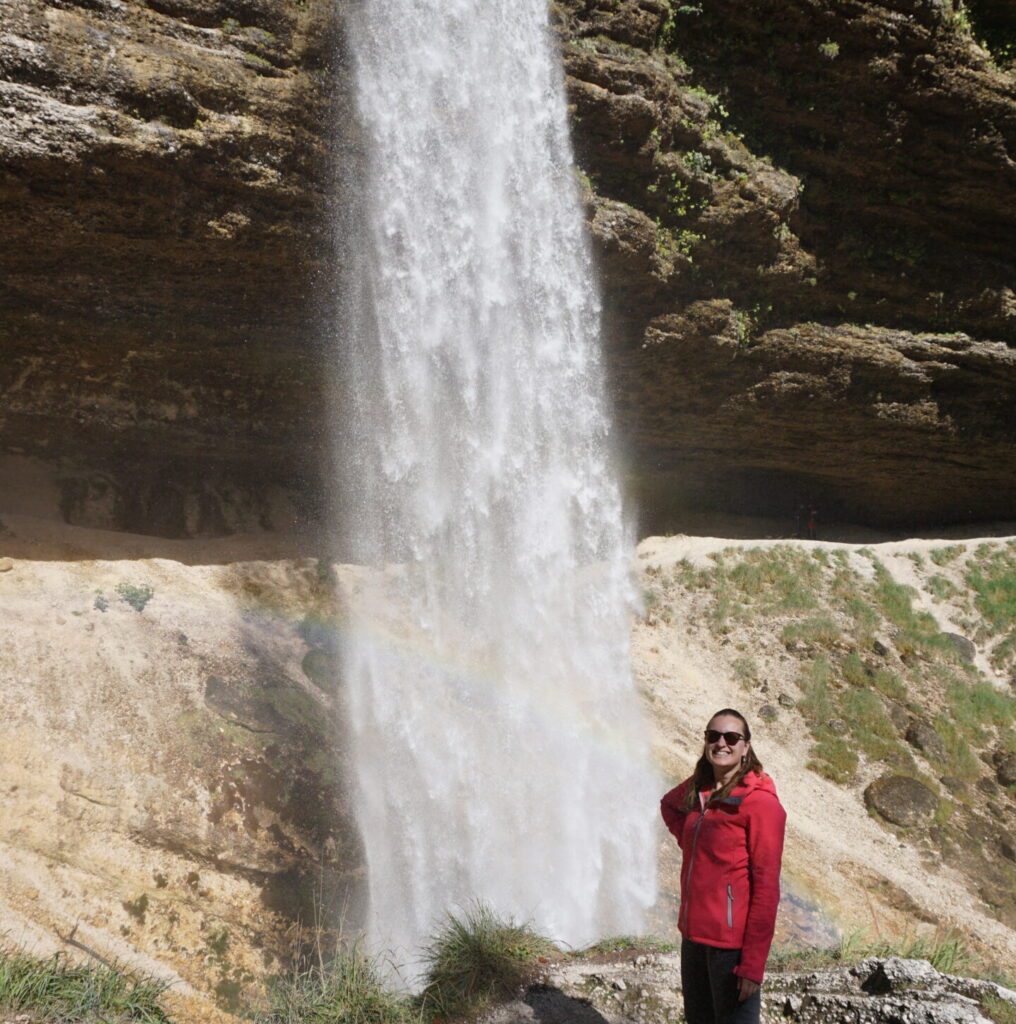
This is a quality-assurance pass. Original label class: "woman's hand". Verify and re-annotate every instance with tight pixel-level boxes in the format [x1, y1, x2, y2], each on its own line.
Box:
[737, 977, 760, 1002]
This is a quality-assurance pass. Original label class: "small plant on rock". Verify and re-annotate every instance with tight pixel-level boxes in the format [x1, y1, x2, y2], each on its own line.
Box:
[116, 582, 154, 613]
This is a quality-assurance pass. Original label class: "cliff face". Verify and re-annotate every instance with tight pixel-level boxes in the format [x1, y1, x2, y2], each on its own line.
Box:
[0, 0, 350, 537]
[554, 0, 1016, 531]
[2, 0, 1016, 536]
[0, 541, 361, 1016]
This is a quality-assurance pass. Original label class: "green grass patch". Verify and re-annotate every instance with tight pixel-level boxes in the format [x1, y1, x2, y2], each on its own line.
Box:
[254, 946, 419, 1024]
[797, 657, 835, 717]
[807, 733, 858, 783]
[577, 936, 676, 956]
[966, 545, 1016, 636]
[926, 574, 959, 602]
[934, 714, 981, 780]
[930, 545, 964, 567]
[990, 629, 1016, 671]
[838, 595, 879, 643]
[842, 690, 902, 762]
[872, 566, 956, 661]
[732, 655, 759, 689]
[419, 905, 558, 1019]
[772, 927, 973, 975]
[781, 617, 842, 648]
[0, 948, 171, 1023]
[871, 666, 906, 700]
[980, 993, 1016, 1024]
[840, 652, 870, 686]
[116, 582, 155, 612]
[947, 680, 1016, 734]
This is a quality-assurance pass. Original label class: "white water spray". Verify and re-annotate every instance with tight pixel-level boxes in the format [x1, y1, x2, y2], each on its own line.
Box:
[340, 0, 658, 964]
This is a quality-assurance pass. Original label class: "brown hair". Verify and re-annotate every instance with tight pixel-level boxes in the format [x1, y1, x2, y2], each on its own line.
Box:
[681, 708, 764, 812]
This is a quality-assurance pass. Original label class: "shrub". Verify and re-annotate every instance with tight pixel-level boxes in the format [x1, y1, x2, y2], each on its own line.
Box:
[419, 905, 557, 1019]
[116, 582, 154, 613]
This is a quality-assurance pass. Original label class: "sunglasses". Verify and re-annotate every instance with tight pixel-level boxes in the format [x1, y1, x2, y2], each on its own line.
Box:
[704, 729, 745, 745]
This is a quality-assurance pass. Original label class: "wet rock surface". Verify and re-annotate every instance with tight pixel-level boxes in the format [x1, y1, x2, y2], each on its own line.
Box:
[0, 0, 351, 536]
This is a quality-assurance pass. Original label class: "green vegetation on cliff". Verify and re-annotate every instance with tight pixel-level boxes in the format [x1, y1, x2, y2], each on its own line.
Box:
[0, 947, 171, 1023]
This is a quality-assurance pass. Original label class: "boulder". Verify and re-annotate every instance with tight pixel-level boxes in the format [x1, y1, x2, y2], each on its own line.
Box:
[758, 703, 779, 722]
[997, 752, 1016, 788]
[906, 720, 948, 762]
[864, 775, 939, 827]
[943, 633, 977, 664]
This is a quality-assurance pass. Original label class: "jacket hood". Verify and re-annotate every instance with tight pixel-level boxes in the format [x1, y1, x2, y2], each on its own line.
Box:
[713, 770, 779, 804]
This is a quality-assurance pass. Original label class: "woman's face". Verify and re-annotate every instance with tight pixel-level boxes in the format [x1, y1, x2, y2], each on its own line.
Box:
[704, 714, 749, 780]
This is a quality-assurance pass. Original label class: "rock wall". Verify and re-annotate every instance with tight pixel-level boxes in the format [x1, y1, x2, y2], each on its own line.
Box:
[0, 0, 352, 537]
[2, 0, 1016, 536]
[554, 0, 1016, 531]
[0, 541, 361, 1013]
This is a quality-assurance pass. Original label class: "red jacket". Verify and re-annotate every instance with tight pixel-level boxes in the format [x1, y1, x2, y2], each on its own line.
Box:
[660, 770, 786, 984]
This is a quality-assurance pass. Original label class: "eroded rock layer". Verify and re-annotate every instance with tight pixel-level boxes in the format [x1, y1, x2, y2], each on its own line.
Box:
[1, 1, 1015, 530]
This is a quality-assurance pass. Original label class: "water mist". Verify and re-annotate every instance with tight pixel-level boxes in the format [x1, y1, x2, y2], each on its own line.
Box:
[340, 0, 659, 966]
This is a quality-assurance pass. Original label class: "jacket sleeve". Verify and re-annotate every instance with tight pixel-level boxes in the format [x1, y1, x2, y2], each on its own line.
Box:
[660, 781, 689, 843]
[733, 790, 787, 984]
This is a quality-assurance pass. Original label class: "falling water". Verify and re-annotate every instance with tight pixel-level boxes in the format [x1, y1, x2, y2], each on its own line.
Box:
[340, 0, 658, 964]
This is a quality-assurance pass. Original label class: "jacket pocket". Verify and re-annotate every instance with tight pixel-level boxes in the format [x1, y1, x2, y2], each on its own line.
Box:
[726, 884, 734, 928]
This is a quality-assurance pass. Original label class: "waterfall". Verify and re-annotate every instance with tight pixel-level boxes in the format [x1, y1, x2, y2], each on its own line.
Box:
[339, 0, 658, 966]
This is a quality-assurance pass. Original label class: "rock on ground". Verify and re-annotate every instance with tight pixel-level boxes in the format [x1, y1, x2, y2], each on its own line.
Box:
[480, 955, 1016, 1024]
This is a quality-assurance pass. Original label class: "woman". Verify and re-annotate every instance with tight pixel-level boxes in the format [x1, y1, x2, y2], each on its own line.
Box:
[660, 709, 786, 1024]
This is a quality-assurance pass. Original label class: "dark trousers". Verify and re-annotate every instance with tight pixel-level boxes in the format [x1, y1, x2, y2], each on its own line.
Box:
[680, 938, 761, 1024]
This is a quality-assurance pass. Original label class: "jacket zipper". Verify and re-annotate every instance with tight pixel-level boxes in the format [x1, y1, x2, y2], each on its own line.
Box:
[726, 883, 734, 928]
[679, 791, 708, 932]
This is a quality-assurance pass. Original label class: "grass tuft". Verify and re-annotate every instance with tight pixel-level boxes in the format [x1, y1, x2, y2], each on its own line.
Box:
[577, 935, 676, 956]
[419, 905, 558, 1019]
[981, 992, 1016, 1024]
[0, 947, 171, 1022]
[771, 927, 974, 976]
[254, 945, 418, 1024]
